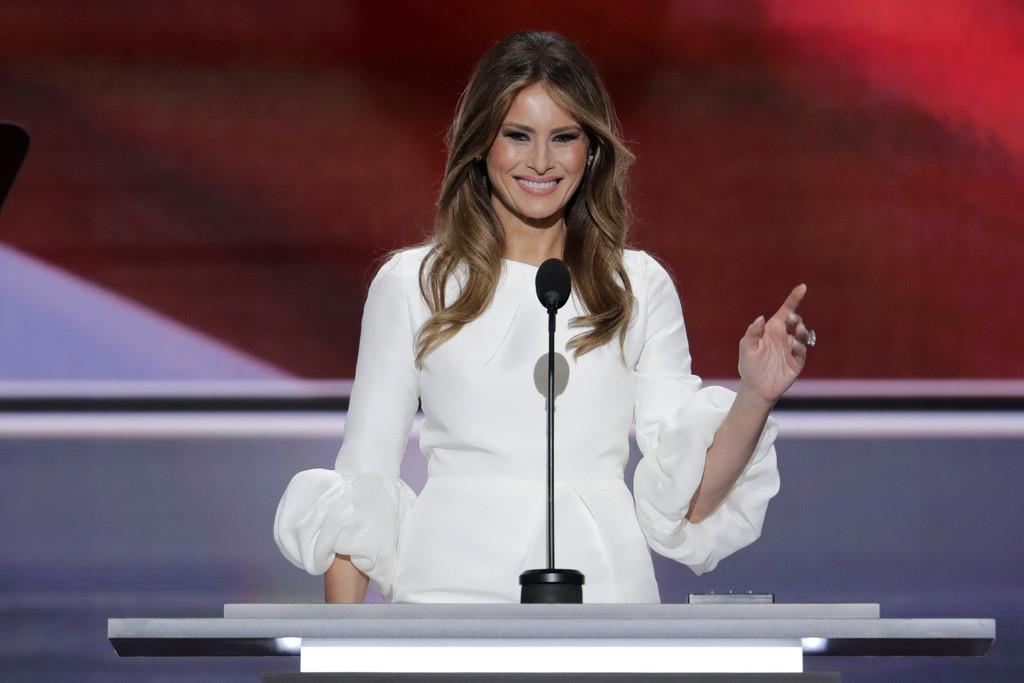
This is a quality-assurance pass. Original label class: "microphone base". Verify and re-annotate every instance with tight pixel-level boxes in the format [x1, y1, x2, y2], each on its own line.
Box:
[519, 568, 585, 603]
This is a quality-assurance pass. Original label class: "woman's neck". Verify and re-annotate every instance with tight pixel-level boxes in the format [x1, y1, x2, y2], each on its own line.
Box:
[490, 190, 568, 266]
[498, 212, 567, 266]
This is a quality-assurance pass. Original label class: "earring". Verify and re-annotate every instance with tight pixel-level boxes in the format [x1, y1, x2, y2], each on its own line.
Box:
[474, 154, 482, 162]
[586, 154, 594, 165]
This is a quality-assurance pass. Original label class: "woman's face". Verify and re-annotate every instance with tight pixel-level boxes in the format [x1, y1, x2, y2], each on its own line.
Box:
[486, 82, 589, 227]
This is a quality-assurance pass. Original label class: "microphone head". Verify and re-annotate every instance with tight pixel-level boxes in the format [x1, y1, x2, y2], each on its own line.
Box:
[536, 258, 572, 310]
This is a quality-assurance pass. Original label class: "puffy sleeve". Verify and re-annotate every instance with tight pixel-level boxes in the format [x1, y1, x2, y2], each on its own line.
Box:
[273, 249, 420, 599]
[631, 251, 780, 576]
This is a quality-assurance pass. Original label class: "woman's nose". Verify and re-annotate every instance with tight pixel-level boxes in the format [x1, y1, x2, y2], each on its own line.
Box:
[528, 144, 554, 175]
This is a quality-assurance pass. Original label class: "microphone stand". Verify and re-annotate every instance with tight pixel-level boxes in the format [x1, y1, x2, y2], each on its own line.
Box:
[519, 291, 585, 603]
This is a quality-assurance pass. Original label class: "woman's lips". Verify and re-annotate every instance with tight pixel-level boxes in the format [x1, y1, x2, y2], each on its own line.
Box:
[514, 176, 562, 196]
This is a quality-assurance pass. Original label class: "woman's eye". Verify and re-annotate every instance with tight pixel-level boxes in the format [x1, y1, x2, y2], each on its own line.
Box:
[503, 131, 579, 143]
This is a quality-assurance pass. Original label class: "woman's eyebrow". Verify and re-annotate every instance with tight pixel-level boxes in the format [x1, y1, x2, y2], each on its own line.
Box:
[502, 121, 583, 134]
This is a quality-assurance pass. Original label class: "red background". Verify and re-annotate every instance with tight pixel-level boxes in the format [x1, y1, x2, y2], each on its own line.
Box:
[2, 0, 1021, 378]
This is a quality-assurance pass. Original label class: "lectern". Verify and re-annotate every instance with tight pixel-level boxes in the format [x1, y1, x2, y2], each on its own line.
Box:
[108, 600, 994, 680]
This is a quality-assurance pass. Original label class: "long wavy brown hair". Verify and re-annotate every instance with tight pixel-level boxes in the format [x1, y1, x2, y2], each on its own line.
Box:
[404, 31, 637, 367]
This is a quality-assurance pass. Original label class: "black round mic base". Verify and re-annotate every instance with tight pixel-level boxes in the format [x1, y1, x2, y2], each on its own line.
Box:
[519, 568, 585, 603]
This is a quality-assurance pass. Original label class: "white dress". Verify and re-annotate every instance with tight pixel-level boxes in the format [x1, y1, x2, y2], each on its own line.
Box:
[273, 245, 781, 603]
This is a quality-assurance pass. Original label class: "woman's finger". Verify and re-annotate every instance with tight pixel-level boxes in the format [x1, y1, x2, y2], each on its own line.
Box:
[790, 337, 807, 364]
[740, 315, 766, 353]
[772, 283, 807, 321]
[786, 312, 802, 335]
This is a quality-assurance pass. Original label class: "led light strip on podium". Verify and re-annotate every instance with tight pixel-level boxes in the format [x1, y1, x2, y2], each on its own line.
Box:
[107, 602, 994, 679]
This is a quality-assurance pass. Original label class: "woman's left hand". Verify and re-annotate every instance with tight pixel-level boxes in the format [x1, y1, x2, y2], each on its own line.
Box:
[737, 283, 812, 405]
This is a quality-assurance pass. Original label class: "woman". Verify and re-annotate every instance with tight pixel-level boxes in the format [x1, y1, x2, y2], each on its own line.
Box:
[274, 31, 812, 603]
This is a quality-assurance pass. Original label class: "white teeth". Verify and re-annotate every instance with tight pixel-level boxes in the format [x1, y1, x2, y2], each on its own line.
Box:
[517, 178, 557, 189]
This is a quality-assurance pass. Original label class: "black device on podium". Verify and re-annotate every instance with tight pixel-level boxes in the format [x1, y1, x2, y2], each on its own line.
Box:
[1, 122, 30, 215]
[519, 257, 586, 603]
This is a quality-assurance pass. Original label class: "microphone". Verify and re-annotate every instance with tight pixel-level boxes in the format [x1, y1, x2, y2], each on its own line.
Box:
[520, 257, 585, 603]
[536, 258, 571, 310]
[0, 122, 30, 216]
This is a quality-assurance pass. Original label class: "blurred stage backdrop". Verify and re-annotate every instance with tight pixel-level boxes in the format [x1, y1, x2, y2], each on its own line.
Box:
[1, 1, 1022, 681]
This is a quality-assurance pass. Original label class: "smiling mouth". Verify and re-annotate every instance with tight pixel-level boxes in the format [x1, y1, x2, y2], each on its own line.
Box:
[514, 176, 562, 191]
